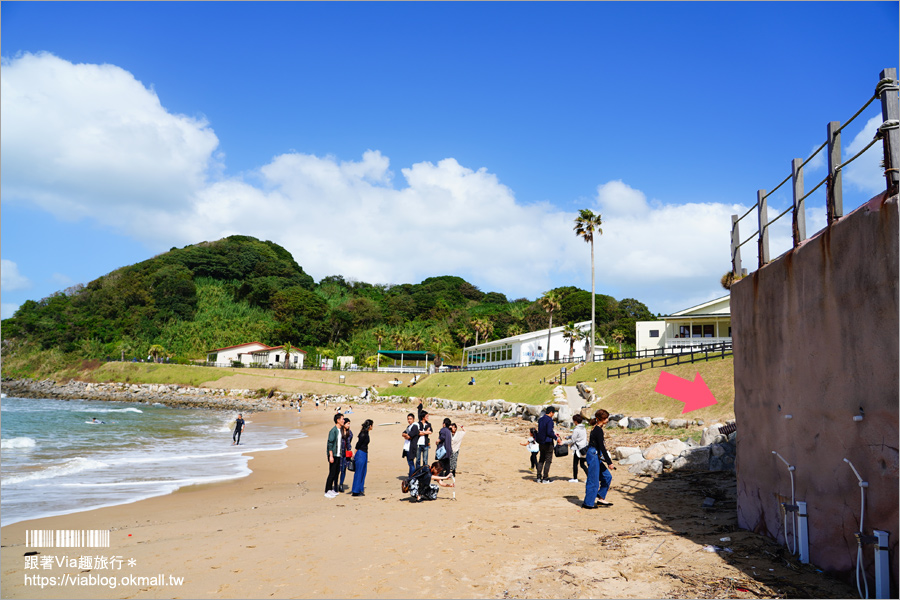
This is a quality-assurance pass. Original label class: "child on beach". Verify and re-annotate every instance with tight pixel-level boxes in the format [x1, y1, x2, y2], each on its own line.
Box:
[520, 428, 540, 471]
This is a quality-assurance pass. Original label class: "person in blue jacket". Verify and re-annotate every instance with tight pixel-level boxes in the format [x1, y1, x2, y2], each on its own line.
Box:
[535, 406, 561, 483]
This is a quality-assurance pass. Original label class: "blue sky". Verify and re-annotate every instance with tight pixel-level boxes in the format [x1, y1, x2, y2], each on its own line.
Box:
[2, 1, 897, 321]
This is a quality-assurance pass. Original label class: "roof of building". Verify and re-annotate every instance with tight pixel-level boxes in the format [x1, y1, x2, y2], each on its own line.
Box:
[668, 295, 730, 317]
[207, 341, 274, 353]
[378, 350, 435, 361]
[250, 345, 307, 355]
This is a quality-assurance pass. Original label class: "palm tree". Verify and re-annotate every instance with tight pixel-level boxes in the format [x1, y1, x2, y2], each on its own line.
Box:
[409, 333, 424, 366]
[611, 329, 626, 355]
[455, 328, 472, 367]
[507, 323, 525, 337]
[115, 338, 134, 362]
[148, 344, 166, 363]
[562, 322, 584, 359]
[538, 290, 561, 362]
[472, 318, 493, 346]
[372, 326, 388, 370]
[574, 208, 604, 361]
[283, 342, 292, 369]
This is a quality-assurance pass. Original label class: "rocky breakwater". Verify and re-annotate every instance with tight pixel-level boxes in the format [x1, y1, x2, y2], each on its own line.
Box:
[611, 420, 738, 475]
[424, 395, 575, 428]
[2, 378, 278, 412]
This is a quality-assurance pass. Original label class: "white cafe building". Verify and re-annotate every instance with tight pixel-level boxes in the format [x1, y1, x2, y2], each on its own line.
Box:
[635, 295, 731, 354]
[464, 320, 604, 367]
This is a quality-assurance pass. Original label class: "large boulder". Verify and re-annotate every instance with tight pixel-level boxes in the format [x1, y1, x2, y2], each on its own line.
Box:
[668, 418, 689, 429]
[628, 417, 652, 430]
[617, 417, 630, 428]
[700, 424, 726, 446]
[651, 417, 668, 425]
[620, 453, 647, 466]
[628, 459, 664, 475]
[643, 439, 688, 460]
[672, 446, 711, 471]
[615, 446, 643, 460]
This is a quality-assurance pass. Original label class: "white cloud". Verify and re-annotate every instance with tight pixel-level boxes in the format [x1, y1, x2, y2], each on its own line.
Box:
[0, 52, 219, 222]
[1, 260, 31, 291]
[843, 115, 888, 195]
[1, 53, 759, 313]
[1, 303, 22, 320]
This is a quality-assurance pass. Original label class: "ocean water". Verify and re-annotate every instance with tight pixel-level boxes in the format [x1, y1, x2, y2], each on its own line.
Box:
[0, 396, 305, 527]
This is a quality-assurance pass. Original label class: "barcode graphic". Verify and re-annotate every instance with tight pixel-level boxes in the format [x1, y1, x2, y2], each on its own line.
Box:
[25, 530, 110, 548]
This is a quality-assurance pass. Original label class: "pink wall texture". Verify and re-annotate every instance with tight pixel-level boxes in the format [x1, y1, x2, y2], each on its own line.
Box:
[732, 192, 898, 595]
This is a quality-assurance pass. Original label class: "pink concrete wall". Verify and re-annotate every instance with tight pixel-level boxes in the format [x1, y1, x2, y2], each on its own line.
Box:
[732, 193, 898, 594]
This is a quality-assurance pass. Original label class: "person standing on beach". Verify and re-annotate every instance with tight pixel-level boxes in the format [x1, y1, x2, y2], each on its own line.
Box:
[437, 418, 453, 475]
[563, 414, 589, 483]
[232, 414, 245, 445]
[401, 413, 419, 477]
[535, 406, 560, 483]
[449, 423, 465, 477]
[337, 418, 353, 493]
[584, 409, 616, 508]
[416, 412, 433, 468]
[351, 419, 373, 496]
[325, 413, 344, 498]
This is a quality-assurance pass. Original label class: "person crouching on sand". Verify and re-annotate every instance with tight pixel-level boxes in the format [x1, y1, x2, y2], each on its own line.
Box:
[408, 462, 454, 502]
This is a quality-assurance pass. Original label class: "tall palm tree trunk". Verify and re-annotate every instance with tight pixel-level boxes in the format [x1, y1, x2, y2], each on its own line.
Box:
[546, 314, 553, 362]
[590, 239, 596, 361]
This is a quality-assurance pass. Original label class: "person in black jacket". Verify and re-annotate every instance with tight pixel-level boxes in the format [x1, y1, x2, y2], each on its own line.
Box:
[351, 419, 373, 497]
[437, 418, 453, 475]
[401, 413, 419, 478]
[535, 406, 561, 483]
[583, 409, 616, 508]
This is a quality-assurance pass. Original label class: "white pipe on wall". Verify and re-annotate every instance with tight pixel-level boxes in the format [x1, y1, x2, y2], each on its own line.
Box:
[844, 458, 870, 599]
[773, 451, 797, 555]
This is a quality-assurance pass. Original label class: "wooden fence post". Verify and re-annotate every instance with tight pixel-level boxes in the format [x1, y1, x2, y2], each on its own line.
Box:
[827, 121, 843, 224]
[731, 214, 742, 275]
[879, 68, 899, 194]
[757, 189, 769, 267]
[792, 158, 807, 246]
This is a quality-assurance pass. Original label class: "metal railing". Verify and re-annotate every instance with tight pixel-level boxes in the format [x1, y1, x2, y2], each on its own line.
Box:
[607, 346, 734, 379]
[731, 68, 899, 275]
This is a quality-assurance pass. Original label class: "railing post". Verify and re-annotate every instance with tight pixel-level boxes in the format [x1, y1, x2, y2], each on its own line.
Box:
[757, 189, 769, 266]
[826, 121, 843, 224]
[731, 214, 742, 275]
[879, 68, 899, 194]
[792, 158, 807, 246]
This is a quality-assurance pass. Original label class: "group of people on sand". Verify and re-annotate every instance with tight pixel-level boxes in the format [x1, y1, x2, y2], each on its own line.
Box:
[306, 399, 612, 507]
[524, 406, 616, 508]
[399, 402, 465, 502]
[325, 413, 373, 498]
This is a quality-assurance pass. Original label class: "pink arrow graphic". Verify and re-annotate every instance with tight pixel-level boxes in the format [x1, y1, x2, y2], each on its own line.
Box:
[655, 371, 718, 414]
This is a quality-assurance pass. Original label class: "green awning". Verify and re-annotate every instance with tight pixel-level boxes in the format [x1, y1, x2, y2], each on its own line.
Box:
[378, 350, 435, 361]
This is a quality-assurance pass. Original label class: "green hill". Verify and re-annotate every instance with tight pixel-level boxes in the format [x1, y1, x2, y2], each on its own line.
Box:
[1, 235, 657, 380]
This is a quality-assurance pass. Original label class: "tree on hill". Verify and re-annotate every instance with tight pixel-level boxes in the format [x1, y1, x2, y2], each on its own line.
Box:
[562, 322, 585, 359]
[573, 209, 604, 360]
[538, 290, 561, 362]
[372, 326, 388, 369]
[148, 344, 166, 363]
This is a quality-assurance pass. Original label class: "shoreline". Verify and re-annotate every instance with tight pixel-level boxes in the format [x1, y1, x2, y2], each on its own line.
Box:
[0, 402, 855, 599]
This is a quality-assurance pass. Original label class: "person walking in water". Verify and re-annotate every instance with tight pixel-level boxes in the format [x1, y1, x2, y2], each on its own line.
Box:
[232, 414, 245, 445]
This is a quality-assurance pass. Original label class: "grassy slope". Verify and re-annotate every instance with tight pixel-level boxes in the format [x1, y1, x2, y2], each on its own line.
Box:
[66, 355, 736, 421]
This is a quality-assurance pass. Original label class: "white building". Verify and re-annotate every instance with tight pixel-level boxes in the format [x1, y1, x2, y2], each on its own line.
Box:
[635, 295, 731, 354]
[206, 342, 305, 368]
[249, 345, 306, 368]
[464, 320, 604, 368]
[206, 342, 272, 366]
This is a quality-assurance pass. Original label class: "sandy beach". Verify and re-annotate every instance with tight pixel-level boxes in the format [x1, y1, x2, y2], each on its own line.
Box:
[1, 402, 855, 599]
